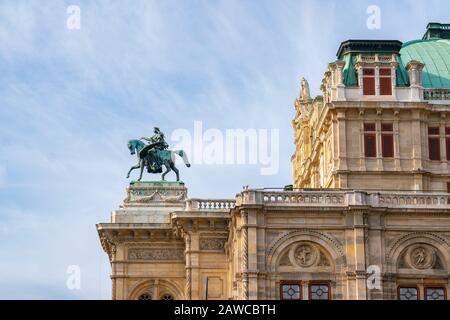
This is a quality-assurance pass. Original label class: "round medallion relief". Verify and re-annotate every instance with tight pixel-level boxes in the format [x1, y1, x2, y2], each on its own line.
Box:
[290, 243, 319, 268]
[406, 244, 436, 270]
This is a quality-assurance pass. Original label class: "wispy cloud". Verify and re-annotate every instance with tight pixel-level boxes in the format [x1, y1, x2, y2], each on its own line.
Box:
[0, 0, 448, 299]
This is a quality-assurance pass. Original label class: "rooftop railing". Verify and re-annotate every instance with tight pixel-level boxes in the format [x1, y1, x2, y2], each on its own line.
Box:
[185, 198, 236, 211]
[236, 189, 449, 210]
[423, 89, 450, 100]
[183, 190, 449, 212]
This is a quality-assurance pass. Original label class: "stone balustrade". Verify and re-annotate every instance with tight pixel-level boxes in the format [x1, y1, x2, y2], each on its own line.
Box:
[185, 198, 236, 211]
[235, 189, 449, 210]
[184, 190, 448, 212]
[423, 88, 450, 100]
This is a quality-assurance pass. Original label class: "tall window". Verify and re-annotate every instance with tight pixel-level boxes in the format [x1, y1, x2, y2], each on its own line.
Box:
[428, 127, 441, 161]
[379, 68, 392, 95]
[280, 282, 301, 300]
[398, 287, 419, 300]
[447, 182, 450, 205]
[381, 123, 394, 157]
[425, 287, 446, 300]
[446, 127, 450, 161]
[363, 68, 375, 95]
[309, 283, 330, 300]
[364, 123, 377, 157]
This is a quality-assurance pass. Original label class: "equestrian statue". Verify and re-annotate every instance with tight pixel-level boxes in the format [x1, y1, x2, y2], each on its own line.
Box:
[126, 127, 190, 181]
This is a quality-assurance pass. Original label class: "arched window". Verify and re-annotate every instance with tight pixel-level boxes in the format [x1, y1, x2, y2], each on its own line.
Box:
[160, 293, 174, 300]
[138, 292, 152, 300]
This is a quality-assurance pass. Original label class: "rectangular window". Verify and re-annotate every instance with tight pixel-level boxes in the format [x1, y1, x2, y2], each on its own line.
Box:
[381, 123, 394, 157]
[363, 68, 375, 95]
[309, 283, 330, 300]
[428, 126, 441, 161]
[446, 127, 450, 161]
[425, 287, 446, 300]
[379, 68, 392, 95]
[429, 127, 440, 135]
[280, 282, 301, 300]
[398, 287, 419, 300]
[364, 123, 376, 157]
[447, 182, 450, 205]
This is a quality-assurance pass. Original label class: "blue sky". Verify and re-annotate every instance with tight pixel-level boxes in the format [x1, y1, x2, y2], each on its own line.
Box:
[0, 0, 448, 299]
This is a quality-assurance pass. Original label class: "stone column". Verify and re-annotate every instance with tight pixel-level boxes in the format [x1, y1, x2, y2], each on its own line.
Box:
[353, 211, 367, 300]
[335, 60, 346, 101]
[411, 110, 423, 176]
[375, 117, 383, 170]
[190, 233, 200, 299]
[358, 114, 366, 171]
[440, 113, 447, 171]
[406, 60, 425, 101]
[375, 64, 380, 96]
[337, 110, 348, 172]
[247, 210, 259, 300]
[184, 233, 192, 300]
[241, 211, 249, 299]
[391, 58, 397, 96]
[393, 110, 401, 170]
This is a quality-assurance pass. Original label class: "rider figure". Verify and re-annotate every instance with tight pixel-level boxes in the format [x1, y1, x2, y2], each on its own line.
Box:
[140, 127, 169, 173]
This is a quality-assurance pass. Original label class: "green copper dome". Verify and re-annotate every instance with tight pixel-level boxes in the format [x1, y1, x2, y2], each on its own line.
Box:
[399, 39, 450, 89]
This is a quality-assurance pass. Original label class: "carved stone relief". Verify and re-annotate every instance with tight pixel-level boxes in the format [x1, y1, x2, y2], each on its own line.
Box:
[403, 244, 436, 270]
[292, 243, 319, 267]
[281, 242, 332, 269]
[200, 239, 225, 251]
[128, 248, 184, 261]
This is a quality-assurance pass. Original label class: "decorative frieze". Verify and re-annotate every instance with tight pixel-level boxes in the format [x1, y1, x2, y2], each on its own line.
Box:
[200, 239, 225, 251]
[122, 181, 187, 206]
[128, 248, 184, 261]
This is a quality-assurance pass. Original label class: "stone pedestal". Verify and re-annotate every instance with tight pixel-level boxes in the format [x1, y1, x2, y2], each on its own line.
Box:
[112, 181, 187, 223]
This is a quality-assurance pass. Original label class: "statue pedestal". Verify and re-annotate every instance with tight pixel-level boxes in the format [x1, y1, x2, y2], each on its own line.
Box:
[111, 181, 187, 223]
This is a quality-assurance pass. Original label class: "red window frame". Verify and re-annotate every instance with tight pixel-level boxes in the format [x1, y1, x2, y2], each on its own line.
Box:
[379, 68, 392, 95]
[397, 286, 420, 300]
[381, 123, 394, 157]
[364, 123, 377, 157]
[446, 127, 450, 161]
[447, 182, 450, 204]
[424, 286, 447, 300]
[362, 68, 375, 95]
[428, 127, 441, 161]
[280, 281, 302, 300]
[309, 282, 331, 300]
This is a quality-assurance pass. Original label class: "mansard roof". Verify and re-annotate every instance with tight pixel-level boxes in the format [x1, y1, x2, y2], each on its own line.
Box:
[336, 23, 450, 89]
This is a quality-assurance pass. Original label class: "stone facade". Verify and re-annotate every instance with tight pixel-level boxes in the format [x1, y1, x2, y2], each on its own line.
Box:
[97, 24, 450, 300]
[98, 183, 450, 300]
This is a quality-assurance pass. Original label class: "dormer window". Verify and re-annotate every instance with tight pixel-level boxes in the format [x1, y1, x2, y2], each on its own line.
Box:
[362, 67, 393, 96]
[379, 68, 392, 95]
[362, 68, 375, 95]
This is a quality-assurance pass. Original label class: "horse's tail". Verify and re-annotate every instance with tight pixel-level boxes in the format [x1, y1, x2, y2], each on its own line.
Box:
[173, 150, 191, 167]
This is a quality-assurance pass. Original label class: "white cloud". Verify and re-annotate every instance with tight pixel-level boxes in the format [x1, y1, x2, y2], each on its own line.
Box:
[0, 0, 447, 299]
